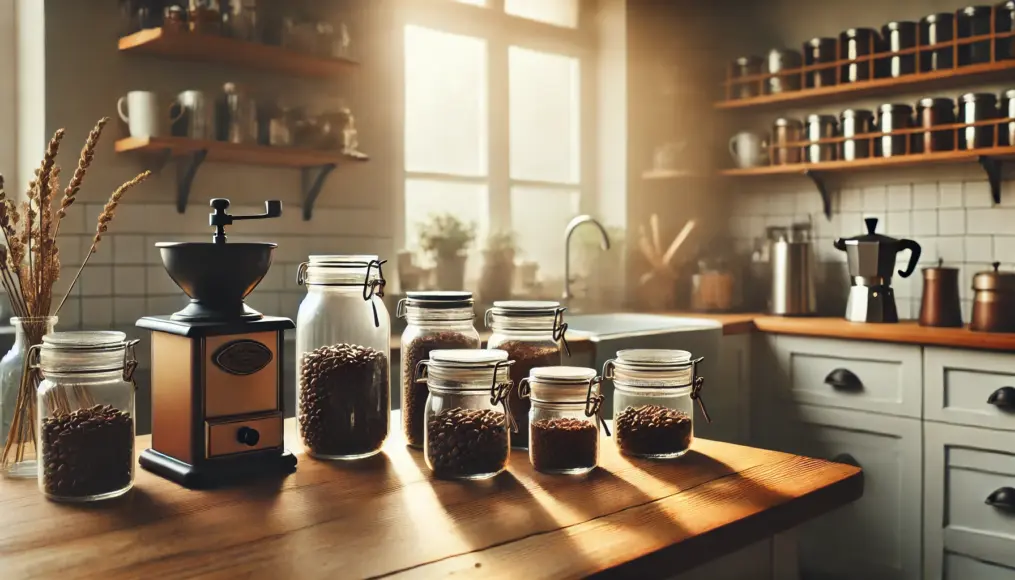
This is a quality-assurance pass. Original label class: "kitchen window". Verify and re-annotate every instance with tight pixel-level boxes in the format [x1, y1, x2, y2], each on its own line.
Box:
[402, 0, 590, 282]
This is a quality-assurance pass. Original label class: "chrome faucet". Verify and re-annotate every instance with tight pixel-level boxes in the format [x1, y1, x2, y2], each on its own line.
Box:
[563, 215, 611, 301]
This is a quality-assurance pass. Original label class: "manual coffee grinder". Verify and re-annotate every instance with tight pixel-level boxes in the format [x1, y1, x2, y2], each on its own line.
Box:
[137, 198, 297, 488]
[833, 217, 921, 323]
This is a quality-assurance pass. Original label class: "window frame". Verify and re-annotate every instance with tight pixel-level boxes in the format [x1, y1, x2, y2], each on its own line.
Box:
[396, 0, 598, 266]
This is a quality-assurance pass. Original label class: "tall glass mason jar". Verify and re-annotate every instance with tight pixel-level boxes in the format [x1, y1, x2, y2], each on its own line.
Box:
[603, 349, 711, 459]
[419, 349, 514, 480]
[485, 301, 568, 449]
[34, 331, 139, 502]
[296, 255, 390, 460]
[519, 366, 606, 475]
[397, 291, 479, 449]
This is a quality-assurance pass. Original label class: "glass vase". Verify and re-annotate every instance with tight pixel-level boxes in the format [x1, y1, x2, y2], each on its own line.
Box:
[1, 316, 57, 478]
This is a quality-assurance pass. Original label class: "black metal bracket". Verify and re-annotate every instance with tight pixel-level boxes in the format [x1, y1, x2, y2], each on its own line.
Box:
[804, 169, 832, 220]
[301, 163, 337, 221]
[978, 155, 1003, 205]
[175, 149, 208, 214]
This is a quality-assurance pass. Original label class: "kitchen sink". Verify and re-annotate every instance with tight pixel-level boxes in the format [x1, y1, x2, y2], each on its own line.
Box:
[565, 313, 723, 419]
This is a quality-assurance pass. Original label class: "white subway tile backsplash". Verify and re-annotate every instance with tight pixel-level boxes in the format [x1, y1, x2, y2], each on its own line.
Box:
[912, 182, 939, 208]
[962, 299, 972, 324]
[964, 181, 994, 208]
[937, 236, 965, 263]
[912, 209, 938, 235]
[58, 298, 81, 330]
[796, 190, 825, 215]
[838, 212, 862, 236]
[918, 237, 939, 264]
[114, 266, 146, 296]
[938, 209, 966, 235]
[862, 186, 887, 210]
[886, 184, 912, 210]
[768, 192, 796, 216]
[113, 297, 147, 326]
[146, 265, 179, 294]
[1000, 180, 1015, 207]
[939, 182, 964, 208]
[80, 265, 112, 297]
[840, 188, 863, 212]
[968, 208, 1015, 234]
[994, 236, 1015, 260]
[886, 211, 910, 236]
[965, 237, 993, 262]
[81, 297, 113, 327]
[113, 235, 146, 264]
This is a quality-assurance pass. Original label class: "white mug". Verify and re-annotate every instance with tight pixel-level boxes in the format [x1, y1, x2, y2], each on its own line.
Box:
[729, 131, 767, 168]
[117, 91, 182, 138]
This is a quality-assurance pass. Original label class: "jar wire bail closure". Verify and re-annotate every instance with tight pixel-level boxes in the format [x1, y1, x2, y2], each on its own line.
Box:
[483, 304, 571, 357]
[519, 373, 611, 437]
[297, 258, 388, 328]
[490, 359, 518, 433]
[603, 354, 711, 423]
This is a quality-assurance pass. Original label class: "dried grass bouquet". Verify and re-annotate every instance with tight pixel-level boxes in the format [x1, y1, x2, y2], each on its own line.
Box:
[1, 117, 151, 472]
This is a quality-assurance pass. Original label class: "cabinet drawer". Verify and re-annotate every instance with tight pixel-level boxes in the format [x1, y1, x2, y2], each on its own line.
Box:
[205, 413, 283, 458]
[944, 552, 1015, 580]
[772, 336, 922, 418]
[769, 404, 922, 580]
[925, 423, 1015, 576]
[925, 347, 1015, 431]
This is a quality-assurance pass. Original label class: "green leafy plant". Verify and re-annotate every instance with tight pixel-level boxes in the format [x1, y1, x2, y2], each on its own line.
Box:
[418, 213, 477, 258]
[483, 230, 517, 261]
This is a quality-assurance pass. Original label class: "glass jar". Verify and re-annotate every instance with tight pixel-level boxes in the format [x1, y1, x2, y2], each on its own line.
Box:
[485, 301, 568, 449]
[33, 331, 139, 502]
[296, 255, 390, 460]
[604, 349, 711, 459]
[1, 316, 58, 479]
[519, 366, 606, 475]
[397, 291, 479, 448]
[418, 349, 514, 480]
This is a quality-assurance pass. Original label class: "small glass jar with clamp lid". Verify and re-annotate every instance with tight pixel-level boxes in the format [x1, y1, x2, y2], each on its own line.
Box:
[397, 291, 480, 449]
[296, 255, 390, 460]
[32, 331, 140, 502]
[518, 366, 607, 475]
[603, 349, 711, 459]
[485, 300, 569, 449]
[416, 349, 515, 480]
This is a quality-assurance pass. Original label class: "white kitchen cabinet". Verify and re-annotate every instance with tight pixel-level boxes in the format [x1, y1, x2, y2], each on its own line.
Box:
[768, 404, 923, 580]
[924, 347, 1015, 432]
[696, 333, 751, 445]
[924, 423, 1015, 579]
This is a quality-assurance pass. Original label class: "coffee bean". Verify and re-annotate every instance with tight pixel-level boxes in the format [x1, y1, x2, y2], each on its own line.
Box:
[41, 405, 133, 499]
[298, 343, 389, 457]
[426, 407, 508, 479]
[530, 417, 597, 473]
[401, 332, 478, 448]
[615, 405, 692, 457]
[494, 341, 560, 449]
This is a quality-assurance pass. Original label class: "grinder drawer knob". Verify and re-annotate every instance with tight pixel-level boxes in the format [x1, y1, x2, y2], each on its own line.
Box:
[236, 426, 260, 447]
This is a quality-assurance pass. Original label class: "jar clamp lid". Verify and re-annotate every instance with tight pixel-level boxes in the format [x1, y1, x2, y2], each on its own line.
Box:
[484, 300, 570, 356]
[973, 262, 1015, 292]
[396, 291, 475, 318]
[297, 255, 387, 327]
[30, 331, 141, 384]
[414, 349, 518, 431]
[603, 349, 711, 423]
[518, 366, 610, 436]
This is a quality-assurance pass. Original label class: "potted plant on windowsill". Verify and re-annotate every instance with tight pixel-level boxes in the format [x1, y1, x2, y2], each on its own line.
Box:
[418, 213, 476, 291]
[478, 230, 517, 303]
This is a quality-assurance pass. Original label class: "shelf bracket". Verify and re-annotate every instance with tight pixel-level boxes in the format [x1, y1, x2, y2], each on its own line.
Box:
[175, 149, 208, 214]
[804, 169, 832, 220]
[978, 155, 1003, 205]
[301, 163, 337, 221]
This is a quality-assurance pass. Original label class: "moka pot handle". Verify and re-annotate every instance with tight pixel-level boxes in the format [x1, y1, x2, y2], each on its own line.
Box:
[897, 238, 921, 278]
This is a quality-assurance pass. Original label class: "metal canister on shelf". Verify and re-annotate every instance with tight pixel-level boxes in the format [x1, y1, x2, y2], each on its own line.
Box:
[771, 118, 804, 165]
[916, 97, 956, 153]
[1000, 1, 1015, 60]
[840, 109, 875, 160]
[920, 12, 955, 71]
[877, 103, 915, 157]
[803, 37, 837, 88]
[957, 5, 994, 65]
[959, 92, 999, 149]
[765, 49, 802, 94]
[730, 56, 763, 99]
[804, 114, 838, 162]
[840, 28, 884, 82]
[882, 21, 917, 77]
[1002, 89, 1015, 146]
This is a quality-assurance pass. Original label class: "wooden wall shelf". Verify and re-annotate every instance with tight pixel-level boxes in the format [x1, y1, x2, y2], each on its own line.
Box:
[118, 28, 357, 78]
[116, 136, 367, 219]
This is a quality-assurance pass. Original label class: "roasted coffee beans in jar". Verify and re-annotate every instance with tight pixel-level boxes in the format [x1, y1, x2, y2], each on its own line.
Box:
[35, 331, 140, 502]
[485, 301, 568, 449]
[419, 350, 515, 480]
[296, 255, 390, 460]
[603, 349, 711, 459]
[397, 292, 480, 449]
[519, 366, 606, 475]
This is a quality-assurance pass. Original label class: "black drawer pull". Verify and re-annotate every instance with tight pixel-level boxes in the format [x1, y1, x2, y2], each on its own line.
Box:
[985, 487, 1015, 511]
[824, 368, 863, 392]
[987, 387, 1015, 410]
[831, 453, 861, 468]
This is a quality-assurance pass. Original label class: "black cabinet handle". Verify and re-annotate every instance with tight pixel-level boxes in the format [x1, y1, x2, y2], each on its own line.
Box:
[236, 426, 260, 447]
[986, 487, 1015, 511]
[831, 453, 861, 468]
[987, 387, 1015, 410]
[825, 368, 864, 392]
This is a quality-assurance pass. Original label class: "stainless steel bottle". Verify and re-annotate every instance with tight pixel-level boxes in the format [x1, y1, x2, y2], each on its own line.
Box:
[769, 223, 817, 316]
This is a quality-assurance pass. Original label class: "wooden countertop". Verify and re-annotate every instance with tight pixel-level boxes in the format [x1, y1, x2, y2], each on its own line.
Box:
[751, 316, 1015, 351]
[0, 419, 862, 579]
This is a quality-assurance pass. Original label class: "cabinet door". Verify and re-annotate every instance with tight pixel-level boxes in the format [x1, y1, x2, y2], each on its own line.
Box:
[924, 347, 1015, 432]
[770, 404, 922, 580]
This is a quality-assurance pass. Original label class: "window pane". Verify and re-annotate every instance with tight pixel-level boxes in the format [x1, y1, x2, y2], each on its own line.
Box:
[509, 47, 580, 184]
[455, 0, 486, 5]
[510, 187, 580, 276]
[405, 179, 489, 283]
[404, 26, 487, 176]
[505, 0, 578, 28]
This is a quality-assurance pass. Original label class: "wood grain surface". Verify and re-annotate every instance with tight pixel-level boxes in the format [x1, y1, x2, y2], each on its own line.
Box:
[0, 418, 862, 579]
[752, 316, 1015, 352]
[114, 136, 357, 168]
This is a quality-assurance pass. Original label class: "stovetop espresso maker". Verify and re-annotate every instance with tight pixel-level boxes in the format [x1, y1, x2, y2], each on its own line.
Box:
[834, 217, 921, 323]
